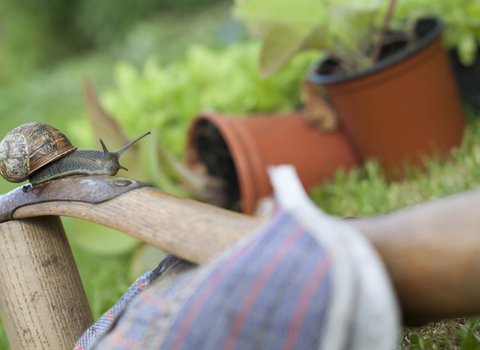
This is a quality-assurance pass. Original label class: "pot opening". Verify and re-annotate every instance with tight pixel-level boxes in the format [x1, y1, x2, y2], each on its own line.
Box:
[316, 18, 439, 77]
[192, 119, 242, 212]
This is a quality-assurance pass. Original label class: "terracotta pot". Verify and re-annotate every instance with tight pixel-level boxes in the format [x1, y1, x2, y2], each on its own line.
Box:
[186, 110, 359, 215]
[309, 19, 466, 175]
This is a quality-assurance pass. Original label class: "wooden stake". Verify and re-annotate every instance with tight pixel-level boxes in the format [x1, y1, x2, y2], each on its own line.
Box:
[0, 216, 93, 350]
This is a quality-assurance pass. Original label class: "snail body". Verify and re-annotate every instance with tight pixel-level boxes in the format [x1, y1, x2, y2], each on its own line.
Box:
[29, 149, 127, 185]
[0, 123, 150, 185]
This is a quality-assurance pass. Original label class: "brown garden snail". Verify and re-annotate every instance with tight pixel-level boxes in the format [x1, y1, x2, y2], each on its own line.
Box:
[0, 122, 150, 185]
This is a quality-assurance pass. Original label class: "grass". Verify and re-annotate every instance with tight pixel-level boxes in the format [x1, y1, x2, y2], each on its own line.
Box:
[398, 318, 480, 349]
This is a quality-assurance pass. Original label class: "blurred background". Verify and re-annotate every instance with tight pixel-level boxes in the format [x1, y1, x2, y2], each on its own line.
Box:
[1, 0, 480, 348]
[0, 0, 240, 345]
[0, 1, 314, 347]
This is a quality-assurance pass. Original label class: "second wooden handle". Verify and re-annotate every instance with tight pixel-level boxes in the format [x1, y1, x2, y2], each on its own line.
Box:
[0, 216, 93, 350]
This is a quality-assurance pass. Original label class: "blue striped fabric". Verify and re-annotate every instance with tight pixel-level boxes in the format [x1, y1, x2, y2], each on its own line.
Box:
[76, 166, 399, 350]
[74, 255, 180, 350]
[88, 208, 333, 350]
[160, 210, 331, 350]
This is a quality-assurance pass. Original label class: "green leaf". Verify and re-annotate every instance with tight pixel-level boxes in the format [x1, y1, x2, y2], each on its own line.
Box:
[233, 0, 326, 28]
[259, 24, 318, 77]
[114, 61, 139, 90]
[457, 319, 480, 350]
[458, 31, 477, 66]
[410, 333, 419, 346]
[328, 3, 381, 66]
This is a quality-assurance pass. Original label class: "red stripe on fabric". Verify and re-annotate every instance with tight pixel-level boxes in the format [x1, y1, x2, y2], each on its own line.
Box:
[281, 255, 331, 350]
[136, 279, 147, 291]
[105, 310, 115, 321]
[73, 343, 84, 350]
[222, 226, 304, 350]
[142, 291, 153, 303]
[110, 331, 139, 348]
[170, 226, 267, 350]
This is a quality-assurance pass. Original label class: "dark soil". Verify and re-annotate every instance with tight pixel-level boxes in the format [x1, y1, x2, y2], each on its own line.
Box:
[192, 120, 241, 211]
[318, 18, 438, 76]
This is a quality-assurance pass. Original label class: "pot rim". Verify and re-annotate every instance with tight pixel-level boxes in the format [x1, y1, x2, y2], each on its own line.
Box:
[186, 110, 257, 215]
[308, 18, 444, 85]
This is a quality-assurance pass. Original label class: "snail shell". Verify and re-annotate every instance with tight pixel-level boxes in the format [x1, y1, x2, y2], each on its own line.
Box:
[0, 123, 77, 183]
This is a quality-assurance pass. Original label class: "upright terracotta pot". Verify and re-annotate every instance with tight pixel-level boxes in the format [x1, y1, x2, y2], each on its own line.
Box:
[186, 110, 359, 215]
[309, 19, 466, 175]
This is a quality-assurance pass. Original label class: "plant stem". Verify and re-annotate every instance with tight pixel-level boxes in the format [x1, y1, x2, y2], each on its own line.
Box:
[371, 0, 398, 63]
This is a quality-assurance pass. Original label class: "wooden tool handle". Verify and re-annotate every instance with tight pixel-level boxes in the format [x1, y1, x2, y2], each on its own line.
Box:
[13, 187, 264, 264]
[351, 190, 480, 325]
[0, 216, 93, 350]
[11, 185, 480, 325]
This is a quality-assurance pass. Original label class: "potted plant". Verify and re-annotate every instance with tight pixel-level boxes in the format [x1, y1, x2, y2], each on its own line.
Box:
[234, 0, 466, 176]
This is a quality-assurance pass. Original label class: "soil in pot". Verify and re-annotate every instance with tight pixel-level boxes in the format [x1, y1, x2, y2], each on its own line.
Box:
[192, 119, 241, 211]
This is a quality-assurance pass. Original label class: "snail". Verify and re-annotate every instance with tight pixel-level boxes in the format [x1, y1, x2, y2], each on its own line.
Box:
[0, 123, 150, 185]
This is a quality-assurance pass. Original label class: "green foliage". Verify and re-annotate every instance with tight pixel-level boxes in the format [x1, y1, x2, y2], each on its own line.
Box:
[399, 317, 480, 349]
[457, 318, 480, 350]
[0, 0, 91, 79]
[235, 0, 480, 75]
[0, 0, 230, 80]
[0, 2, 58, 79]
[394, 0, 480, 66]
[234, 0, 387, 76]
[76, 0, 163, 47]
[77, 0, 229, 48]
[102, 41, 317, 157]
[235, 0, 327, 27]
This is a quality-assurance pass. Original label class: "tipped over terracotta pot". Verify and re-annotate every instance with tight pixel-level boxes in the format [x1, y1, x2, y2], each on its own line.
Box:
[186, 110, 359, 215]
